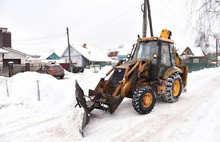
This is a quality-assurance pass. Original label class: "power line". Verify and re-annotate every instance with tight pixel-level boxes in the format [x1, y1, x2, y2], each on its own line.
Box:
[66, 3, 142, 48]
[67, 3, 143, 49]
[76, 3, 142, 35]
[151, 8, 186, 32]
[13, 33, 66, 42]
[68, 28, 102, 49]
[13, 34, 66, 45]
[159, 0, 186, 24]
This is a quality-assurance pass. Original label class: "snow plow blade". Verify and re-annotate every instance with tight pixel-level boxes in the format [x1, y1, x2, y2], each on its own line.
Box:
[75, 80, 92, 137]
[74, 78, 125, 136]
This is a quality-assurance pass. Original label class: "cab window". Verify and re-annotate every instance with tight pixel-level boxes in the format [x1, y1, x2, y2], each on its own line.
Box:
[161, 42, 171, 66]
[170, 43, 176, 66]
[137, 41, 158, 64]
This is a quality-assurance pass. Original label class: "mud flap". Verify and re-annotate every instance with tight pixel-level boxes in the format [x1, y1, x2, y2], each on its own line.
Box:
[182, 86, 187, 93]
[75, 80, 91, 137]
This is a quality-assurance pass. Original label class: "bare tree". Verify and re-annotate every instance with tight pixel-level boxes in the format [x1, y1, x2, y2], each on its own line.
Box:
[188, 0, 220, 52]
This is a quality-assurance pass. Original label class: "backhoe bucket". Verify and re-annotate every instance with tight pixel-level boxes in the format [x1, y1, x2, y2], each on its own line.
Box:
[75, 80, 91, 136]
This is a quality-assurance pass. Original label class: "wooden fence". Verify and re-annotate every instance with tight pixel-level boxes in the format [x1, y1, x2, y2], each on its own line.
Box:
[0, 62, 55, 77]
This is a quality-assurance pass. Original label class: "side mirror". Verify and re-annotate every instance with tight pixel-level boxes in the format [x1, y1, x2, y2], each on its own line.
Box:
[133, 44, 136, 48]
[153, 53, 158, 59]
[127, 54, 131, 59]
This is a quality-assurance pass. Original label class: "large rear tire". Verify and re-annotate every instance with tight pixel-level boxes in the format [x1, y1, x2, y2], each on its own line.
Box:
[161, 73, 183, 103]
[132, 86, 156, 114]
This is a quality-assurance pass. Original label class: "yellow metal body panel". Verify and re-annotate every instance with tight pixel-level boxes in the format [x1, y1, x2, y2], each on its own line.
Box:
[181, 66, 188, 87]
[160, 29, 172, 39]
[174, 47, 181, 67]
[163, 67, 183, 79]
[138, 36, 174, 44]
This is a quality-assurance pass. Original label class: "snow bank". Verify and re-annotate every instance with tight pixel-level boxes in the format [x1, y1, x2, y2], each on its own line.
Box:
[1, 67, 220, 142]
[0, 71, 85, 142]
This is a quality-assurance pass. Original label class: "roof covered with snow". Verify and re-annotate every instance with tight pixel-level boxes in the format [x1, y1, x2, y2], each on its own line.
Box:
[0, 48, 9, 54]
[181, 47, 206, 57]
[190, 47, 206, 56]
[62, 44, 112, 62]
[2, 47, 28, 56]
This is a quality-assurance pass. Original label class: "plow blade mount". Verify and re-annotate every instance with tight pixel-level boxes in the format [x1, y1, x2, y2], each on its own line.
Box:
[75, 80, 124, 136]
[75, 80, 92, 137]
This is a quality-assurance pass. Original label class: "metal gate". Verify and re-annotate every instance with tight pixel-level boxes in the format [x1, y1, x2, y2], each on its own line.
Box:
[184, 63, 216, 73]
[0, 66, 9, 77]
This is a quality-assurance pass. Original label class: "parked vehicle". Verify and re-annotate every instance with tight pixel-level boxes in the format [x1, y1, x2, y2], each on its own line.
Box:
[71, 64, 84, 73]
[37, 64, 65, 79]
[59, 63, 84, 73]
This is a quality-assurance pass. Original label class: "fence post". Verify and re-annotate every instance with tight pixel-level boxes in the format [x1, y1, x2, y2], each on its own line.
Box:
[37, 80, 40, 101]
[8, 61, 14, 77]
[25, 62, 30, 71]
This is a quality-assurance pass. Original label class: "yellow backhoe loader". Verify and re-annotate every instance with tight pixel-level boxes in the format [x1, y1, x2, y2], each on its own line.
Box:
[75, 29, 188, 136]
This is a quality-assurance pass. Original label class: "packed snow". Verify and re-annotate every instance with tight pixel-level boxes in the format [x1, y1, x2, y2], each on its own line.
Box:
[0, 67, 220, 142]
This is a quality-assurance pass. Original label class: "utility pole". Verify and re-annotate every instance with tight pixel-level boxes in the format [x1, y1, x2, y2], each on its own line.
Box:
[142, 0, 153, 38]
[142, 0, 147, 38]
[66, 27, 72, 71]
[146, 0, 153, 37]
[216, 38, 219, 67]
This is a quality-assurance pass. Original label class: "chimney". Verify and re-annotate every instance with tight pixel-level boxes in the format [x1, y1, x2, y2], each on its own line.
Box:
[83, 43, 87, 48]
[0, 29, 3, 48]
[0, 27, 11, 48]
[3, 31, 11, 48]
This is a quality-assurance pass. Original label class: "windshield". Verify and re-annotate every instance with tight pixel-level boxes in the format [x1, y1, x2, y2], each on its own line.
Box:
[137, 41, 158, 60]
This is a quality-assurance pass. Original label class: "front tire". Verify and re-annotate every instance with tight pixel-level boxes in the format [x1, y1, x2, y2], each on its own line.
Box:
[132, 86, 156, 114]
[161, 73, 182, 103]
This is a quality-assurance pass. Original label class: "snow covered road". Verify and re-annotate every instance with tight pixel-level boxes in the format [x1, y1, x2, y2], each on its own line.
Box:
[0, 67, 220, 142]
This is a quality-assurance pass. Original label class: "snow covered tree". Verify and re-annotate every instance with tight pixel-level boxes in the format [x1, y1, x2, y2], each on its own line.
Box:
[188, 0, 220, 52]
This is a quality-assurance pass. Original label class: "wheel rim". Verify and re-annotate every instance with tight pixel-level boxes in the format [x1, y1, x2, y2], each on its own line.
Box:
[173, 80, 180, 97]
[142, 93, 153, 108]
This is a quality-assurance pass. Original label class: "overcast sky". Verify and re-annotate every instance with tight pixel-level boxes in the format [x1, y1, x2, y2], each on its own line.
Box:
[0, 0, 193, 55]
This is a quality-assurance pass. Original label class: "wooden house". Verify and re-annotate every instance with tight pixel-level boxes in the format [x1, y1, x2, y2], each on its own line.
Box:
[180, 47, 208, 63]
[61, 44, 112, 68]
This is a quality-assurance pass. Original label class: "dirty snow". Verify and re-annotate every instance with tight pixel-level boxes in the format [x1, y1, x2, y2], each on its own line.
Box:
[0, 67, 220, 142]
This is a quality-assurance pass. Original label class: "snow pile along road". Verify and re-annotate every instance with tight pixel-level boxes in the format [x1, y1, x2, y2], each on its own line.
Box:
[0, 67, 220, 142]
[0, 72, 84, 141]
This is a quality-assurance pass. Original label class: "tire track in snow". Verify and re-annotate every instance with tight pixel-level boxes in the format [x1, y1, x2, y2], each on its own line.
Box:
[107, 69, 220, 142]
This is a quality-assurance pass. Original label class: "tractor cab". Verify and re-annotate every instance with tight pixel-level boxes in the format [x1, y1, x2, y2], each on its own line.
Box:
[129, 29, 177, 79]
